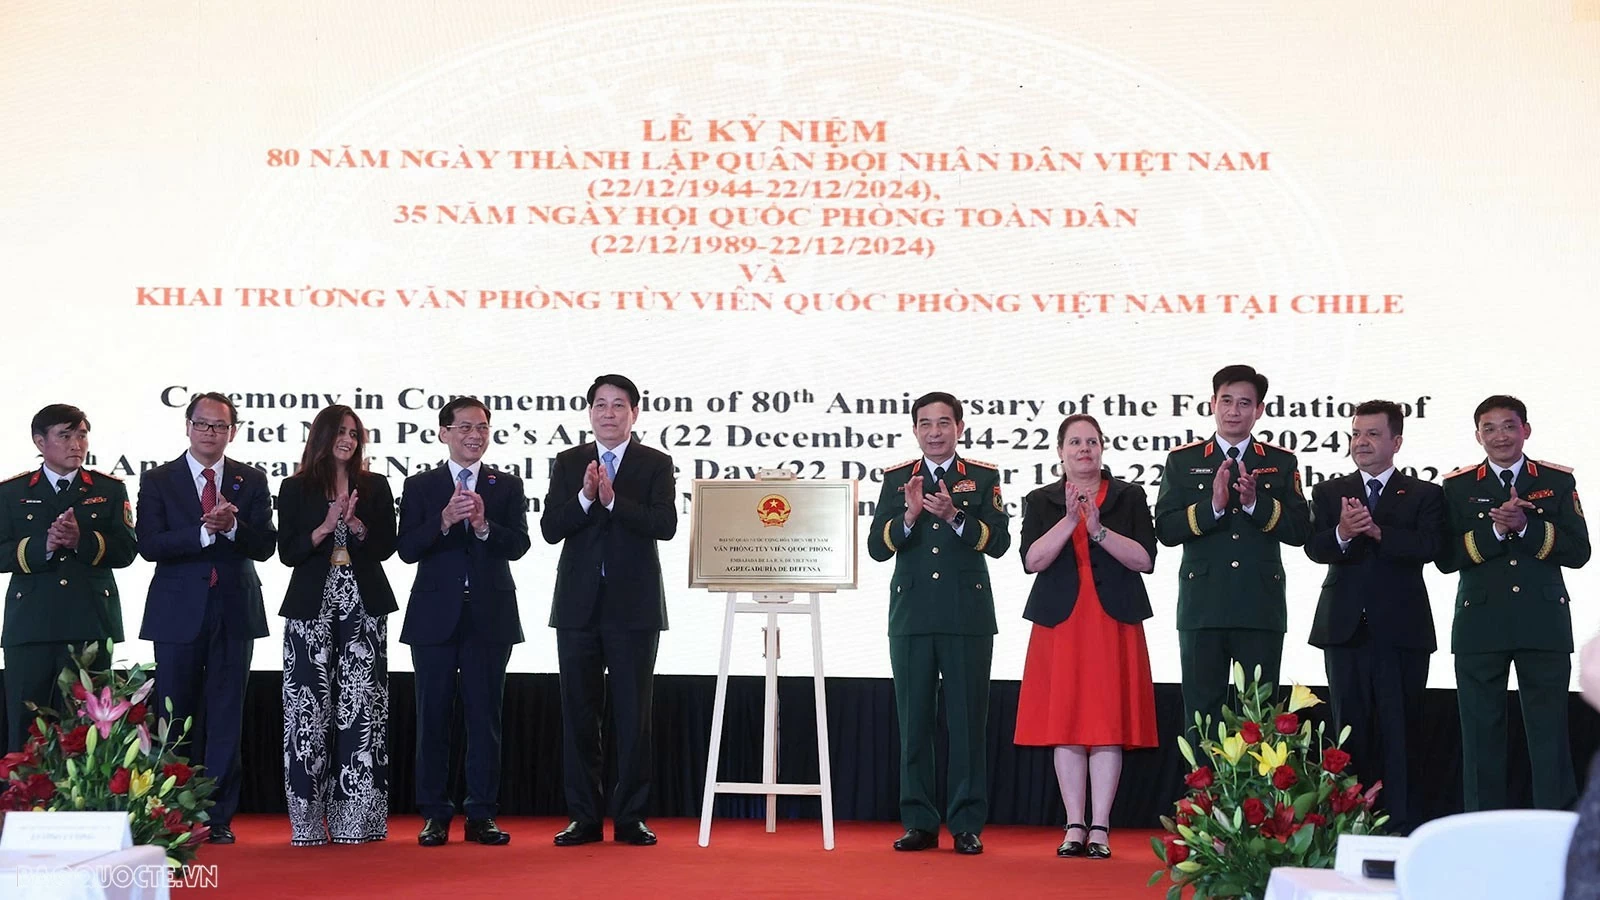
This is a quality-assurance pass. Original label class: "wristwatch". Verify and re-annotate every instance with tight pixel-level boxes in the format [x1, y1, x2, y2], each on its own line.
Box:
[951, 511, 966, 529]
[1090, 526, 1107, 543]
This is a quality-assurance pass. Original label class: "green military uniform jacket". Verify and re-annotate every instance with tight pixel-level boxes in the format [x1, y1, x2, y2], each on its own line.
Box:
[1438, 459, 1589, 654]
[1154, 438, 1313, 631]
[0, 468, 136, 647]
[867, 456, 1011, 636]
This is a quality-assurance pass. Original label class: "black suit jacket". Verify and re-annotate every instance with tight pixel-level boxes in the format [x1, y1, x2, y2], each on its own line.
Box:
[540, 441, 677, 631]
[276, 471, 398, 619]
[1304, 470, 1444, 650]
[136, 454, 277, 643]
[1019, 474, 1157, 627]
[396, 463, 530, 645]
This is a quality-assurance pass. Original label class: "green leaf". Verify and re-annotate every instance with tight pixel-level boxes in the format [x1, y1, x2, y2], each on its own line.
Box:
[1151, 835, 1167, 862]
[1148, 869, 1166, 887]
[1178, 736, 1197, 768]
[1292, 791, 1317, 818]
[1289, 822, 1315, 854]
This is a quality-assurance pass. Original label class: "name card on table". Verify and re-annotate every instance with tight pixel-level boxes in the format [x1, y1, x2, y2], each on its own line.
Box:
[1334, 834, 1411, 880]
[0, 812, 132, 851]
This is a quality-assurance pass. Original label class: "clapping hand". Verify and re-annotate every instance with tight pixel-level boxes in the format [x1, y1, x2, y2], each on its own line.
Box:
[1488, 487, 1533, 536]
[923, 482, 956, 523]
[46, 509, 80, 552]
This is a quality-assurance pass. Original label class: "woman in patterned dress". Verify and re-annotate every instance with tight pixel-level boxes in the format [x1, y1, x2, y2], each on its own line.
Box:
[276, 405, 396, 845]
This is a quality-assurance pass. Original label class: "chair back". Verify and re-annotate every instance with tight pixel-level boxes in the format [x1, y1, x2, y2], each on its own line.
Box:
[1395, 809, 1577, 900]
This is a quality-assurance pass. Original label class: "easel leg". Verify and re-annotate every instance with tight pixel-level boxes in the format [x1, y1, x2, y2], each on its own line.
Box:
[811, 593, 835, 850]
[698, 592, 739, 847]
[764, 609, 780, 833]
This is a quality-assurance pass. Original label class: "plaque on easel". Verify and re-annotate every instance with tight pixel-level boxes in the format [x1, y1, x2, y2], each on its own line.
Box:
[690, 471, 856, 850]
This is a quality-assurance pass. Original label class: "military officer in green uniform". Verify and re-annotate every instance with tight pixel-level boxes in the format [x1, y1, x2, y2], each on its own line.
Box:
[868, 391, 1011, 856]
[0, 404, 136, 751]
[1438, 394, 1589, 811]
[1155, 365, 1312, 733]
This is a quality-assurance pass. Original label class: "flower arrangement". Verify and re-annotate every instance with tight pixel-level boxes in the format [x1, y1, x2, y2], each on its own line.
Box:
[1149, 663, 1387, 900]
[0, 641, 216, 868]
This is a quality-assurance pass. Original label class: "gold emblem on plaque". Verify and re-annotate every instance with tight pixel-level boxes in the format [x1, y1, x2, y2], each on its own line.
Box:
[756, 494, 792, 527]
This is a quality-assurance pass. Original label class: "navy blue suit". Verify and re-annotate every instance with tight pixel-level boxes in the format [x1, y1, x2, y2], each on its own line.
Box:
[136, 454, 276, 827]
[397, 463, 529, 823]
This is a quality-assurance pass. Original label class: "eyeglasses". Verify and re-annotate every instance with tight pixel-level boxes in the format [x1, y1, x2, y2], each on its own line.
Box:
[188, 420, 234, 435]
[445, 424, 492, 436]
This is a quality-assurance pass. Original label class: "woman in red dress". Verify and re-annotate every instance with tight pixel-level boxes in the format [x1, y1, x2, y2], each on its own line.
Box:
[1014, 415, 1158, 859]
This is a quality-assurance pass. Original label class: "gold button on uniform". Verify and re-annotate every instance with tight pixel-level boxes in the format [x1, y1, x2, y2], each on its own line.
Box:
[58, 579, 68, 586]
[1232, 533, 1240, 540]
[1230, 560, 1240, 568]
[25, 514, 32, 521]
[931, 547, 939, 555]
[1509, 559, 1518, 567]
[931, 572, 940, 580]
[932, 523, 940, 531]
[1512, 586, 1521, 593]
[975, 583, 983, 590]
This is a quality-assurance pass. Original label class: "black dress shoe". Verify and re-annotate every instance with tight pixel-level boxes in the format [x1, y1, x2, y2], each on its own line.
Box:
[553, 821, 603, 846]
[614, 821, 657, 845]
[465, 818, 511, 845]
[893, 828, 938, 851]
[1086, 825, 1111, 859]
[1057, 823, 1087, 858]
[417, 819, 449, 847]
[207, 825, 236, 845]
[953, 832, 983, 855]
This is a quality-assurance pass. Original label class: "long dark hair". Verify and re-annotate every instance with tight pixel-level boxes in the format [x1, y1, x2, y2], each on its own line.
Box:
[299, 405, 366, 497]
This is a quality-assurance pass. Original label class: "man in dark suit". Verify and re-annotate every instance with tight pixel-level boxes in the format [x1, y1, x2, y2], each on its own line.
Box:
[398, 397, 530, 847]
[1439, 394, 1589, 811]
[540, 374, 677, 847]
[1, 404, 136, 751]
[1304, 399, 1444, 833]
[137, 392, 277, 844]
[867, 391, 1011, 856]
[1155, 364, 1313, 732]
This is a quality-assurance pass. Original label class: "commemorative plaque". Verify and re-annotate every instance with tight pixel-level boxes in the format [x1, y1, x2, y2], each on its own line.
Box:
[688, 473, 858, 591]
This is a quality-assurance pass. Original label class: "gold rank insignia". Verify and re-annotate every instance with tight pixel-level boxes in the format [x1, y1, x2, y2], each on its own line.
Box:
[953, 479, 977, 493]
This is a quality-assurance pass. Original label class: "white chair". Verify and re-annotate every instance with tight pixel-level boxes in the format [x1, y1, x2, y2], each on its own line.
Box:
[1396, 809, 1577, 900]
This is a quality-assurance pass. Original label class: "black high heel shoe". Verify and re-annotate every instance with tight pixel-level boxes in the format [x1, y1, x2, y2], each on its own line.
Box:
[1057, 823, 1087, 857]
[1087, 825, 1111, 859]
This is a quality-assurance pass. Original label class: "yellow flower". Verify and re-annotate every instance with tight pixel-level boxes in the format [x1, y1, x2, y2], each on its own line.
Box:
[1250, 741, 1288, 776]
[129, 769, 155, 800]
[1287, 683, 1325, 713]
[1217, 732, 1249, 765]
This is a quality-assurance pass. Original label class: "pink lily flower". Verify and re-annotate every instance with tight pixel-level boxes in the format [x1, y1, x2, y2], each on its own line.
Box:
[84, 687, 130, 739]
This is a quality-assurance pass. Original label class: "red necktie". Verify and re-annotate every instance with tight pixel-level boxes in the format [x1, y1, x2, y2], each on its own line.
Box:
[201, 469, 219, 587]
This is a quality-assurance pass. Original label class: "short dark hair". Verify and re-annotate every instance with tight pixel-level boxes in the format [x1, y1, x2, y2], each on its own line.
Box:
[31, 404, 89, 437]
[1353, 400, 1405, 436]
[438, 396, 491, 427]
[1474, 394, 1527, 427]
[1211, 364, 1268, 402]
[588, 374, 640, 407]
[1056, 414, 1103, 446]
[911, 391, 963, 425]
[185, 391, 238, 425]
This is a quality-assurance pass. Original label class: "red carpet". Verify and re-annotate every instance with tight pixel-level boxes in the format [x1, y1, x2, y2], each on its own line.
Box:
[176, 816, 1171, 898]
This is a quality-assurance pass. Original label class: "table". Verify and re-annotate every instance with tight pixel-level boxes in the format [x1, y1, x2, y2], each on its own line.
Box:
[1264, 867, 1399, 900]
[0, 844, 171, 900]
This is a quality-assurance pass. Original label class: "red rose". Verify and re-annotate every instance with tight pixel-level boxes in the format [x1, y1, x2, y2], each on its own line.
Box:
[1240, 721, 1263, 744]
[71, 682, 90, 702]
[162, 809, 189, 834]
[59, 726, 89, 757]
[1273, 765, 1299, 790]
[1192, 792, 1214, 814]
[127, 704, 148, 725]
[0, 783, 31, 812]
[1185, 766, 1214, 790]
[1322, 747, 1351, 775]
[25, 773, 55, 803]
[109, 767, 131, 795]
[1275, 713, 1300, 735]
[162, 762, 194, 786]
[1162, 833, 1189, 864]
[1175, 798, 1196, 826]
[1304, 813, 1327, 828]
[1243, 797, 1268, 825]
[0, 750, 34, 779]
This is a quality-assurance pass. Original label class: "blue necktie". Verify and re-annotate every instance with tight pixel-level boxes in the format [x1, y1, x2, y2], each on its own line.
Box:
[603, 450, 617, 481]
[1366, 478, 1381, 513]
[456, 468, 473, 532]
